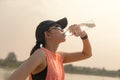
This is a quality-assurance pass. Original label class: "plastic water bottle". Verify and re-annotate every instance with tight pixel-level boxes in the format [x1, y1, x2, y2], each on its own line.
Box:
[64, 20, 96, 36]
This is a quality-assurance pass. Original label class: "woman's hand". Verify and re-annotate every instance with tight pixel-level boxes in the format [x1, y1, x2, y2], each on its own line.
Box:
[69, 24, 87, 38]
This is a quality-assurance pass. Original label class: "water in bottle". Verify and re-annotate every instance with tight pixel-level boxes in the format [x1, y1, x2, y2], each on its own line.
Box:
[64, 20, 96, 36]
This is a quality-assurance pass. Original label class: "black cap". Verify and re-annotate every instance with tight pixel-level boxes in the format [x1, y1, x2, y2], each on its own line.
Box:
[35, 17, 68, 44]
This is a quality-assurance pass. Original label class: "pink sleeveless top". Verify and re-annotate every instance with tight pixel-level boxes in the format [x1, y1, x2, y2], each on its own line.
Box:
[29, 48, 64, 80]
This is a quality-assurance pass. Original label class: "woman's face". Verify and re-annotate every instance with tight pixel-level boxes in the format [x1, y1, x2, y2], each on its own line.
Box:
[46, 24, 66, 43]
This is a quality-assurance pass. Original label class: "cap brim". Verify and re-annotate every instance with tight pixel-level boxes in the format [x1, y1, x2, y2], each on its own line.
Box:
[56, 17, 68, 29]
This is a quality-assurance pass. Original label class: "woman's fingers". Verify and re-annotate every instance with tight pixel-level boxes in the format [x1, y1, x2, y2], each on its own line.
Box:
[69, 24, 82, 37]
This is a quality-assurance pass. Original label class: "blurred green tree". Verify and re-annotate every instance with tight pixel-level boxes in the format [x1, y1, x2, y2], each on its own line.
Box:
[5, 52, 17, 62]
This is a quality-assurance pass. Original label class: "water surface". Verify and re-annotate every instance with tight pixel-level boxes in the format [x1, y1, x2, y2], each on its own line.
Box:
[0, 68, 119, 80]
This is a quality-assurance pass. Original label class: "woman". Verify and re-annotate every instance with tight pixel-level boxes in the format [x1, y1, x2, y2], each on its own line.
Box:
[8, 17, 92, 80]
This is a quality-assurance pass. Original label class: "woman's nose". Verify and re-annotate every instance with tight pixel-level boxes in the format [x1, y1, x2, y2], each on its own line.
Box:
[61, 29, 64, 32]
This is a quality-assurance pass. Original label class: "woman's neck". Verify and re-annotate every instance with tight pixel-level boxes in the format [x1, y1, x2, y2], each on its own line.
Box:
[45, 42, 59, 53]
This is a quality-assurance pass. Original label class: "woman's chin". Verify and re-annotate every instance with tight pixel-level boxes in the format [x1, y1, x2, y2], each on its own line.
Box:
[61, 38, 66, 42]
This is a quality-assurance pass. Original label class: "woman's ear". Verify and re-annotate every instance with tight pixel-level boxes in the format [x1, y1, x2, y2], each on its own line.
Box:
[44, 32, 51, 39]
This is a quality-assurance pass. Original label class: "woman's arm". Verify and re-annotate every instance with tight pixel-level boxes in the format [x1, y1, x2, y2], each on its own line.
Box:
[60, 24, 92, 63]
[62, 36, 92, 63]
[8, 49, 46, 80]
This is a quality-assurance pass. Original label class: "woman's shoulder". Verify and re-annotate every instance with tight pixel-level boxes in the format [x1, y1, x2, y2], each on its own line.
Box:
[33, 48, 46, 57]
[30, 48, 46, 63]
[56, 51, 67, 61]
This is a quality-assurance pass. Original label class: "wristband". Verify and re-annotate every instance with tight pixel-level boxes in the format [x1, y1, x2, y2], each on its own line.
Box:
[81, 34, 88, 40]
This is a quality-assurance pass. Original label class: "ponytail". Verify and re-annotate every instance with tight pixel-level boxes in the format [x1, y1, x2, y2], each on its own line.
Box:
[30, 41, 40, 56]
[30, 41, 46, 56]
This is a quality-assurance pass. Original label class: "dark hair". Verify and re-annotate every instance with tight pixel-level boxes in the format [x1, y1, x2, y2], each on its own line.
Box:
[30, 17, 68, 56]
[30, 41, 45, 56]
[30, 21, 50, 56]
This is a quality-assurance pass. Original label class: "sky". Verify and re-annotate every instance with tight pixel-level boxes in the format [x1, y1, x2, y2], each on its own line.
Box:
[0, 0, 120, 70]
